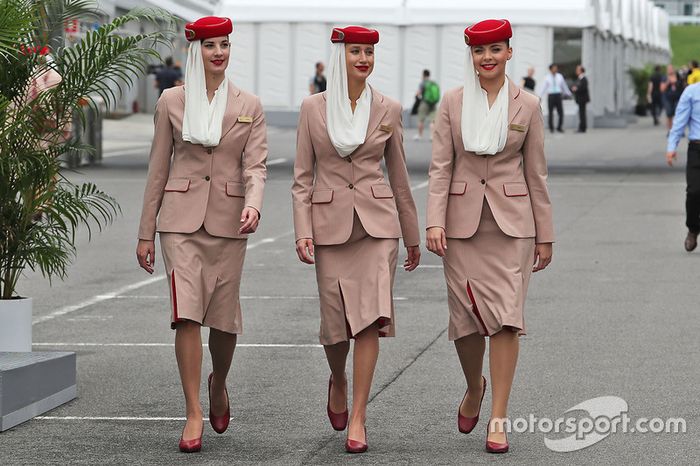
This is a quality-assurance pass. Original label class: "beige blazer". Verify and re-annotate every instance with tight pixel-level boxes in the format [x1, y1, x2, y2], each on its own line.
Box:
[292, 88, 420, 247]
[426, 80, 554, 243]
[138, 83, 268, 241]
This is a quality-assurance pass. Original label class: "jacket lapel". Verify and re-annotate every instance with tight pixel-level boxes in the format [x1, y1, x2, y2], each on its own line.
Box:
[365, 87, 388, 138]
[221, 83, 244, 139]
[508, 79, 523, 124]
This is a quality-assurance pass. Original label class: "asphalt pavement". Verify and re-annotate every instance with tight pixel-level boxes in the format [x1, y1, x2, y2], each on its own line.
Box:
[1, 114, 698, 465]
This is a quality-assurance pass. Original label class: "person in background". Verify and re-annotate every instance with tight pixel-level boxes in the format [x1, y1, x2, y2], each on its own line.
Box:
[666, 81, 700, 252]
[309, 61, 327, 94]
[414, 69, 440, 141]
[687, 60, 700, 85]
[571, 64, 590, 133]
[155, 56, 182, 95]
[520, 66, 535, 92]
[539, 63, 572, 133]
[648, 65, 665, 126]
[661, 64, 684, 131]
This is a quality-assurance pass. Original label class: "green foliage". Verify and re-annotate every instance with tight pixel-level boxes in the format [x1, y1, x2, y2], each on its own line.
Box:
[670, 25, 700, 68]
[0, 0, 176, 299]
[627, 65, 654, 107]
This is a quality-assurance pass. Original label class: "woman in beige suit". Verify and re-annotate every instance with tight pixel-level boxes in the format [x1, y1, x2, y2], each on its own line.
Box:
[136, 17, 267, 453]
[292, 26, 420, 453]
[426, 20, 554, 453]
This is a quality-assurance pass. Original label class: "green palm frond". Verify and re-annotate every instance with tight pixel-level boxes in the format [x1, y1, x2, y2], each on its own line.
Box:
[0, 0, 176, 298]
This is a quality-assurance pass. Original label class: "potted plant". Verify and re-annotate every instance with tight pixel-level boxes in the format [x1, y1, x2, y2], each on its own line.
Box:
[0, 0, 175, 351]
[627, 65, 653, 117]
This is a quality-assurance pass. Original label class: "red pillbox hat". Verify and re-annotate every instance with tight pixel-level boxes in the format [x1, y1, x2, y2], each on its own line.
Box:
[330, 26, 379, 44]
[20, 45, 50, 56]
[464, 19, 512, 46]
[185, 16, 233, 42]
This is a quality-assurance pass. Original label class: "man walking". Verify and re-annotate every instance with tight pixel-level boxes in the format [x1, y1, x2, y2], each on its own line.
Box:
[666, 83, 700, 251]
[539, 63, 572, 133]
[648, 65, 665, 126]
[309, 61, 326, 94]
[414, 69, 440, 140]
[154, 57, 182, 95]
[571, 65, 590, 133]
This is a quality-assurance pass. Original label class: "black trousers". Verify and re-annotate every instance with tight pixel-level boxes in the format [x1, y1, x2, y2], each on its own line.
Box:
[577, 102, 587, 132]
[687, 142, 700, 233]
[548, 93, 563, 131]
[651, 94, 663, 125]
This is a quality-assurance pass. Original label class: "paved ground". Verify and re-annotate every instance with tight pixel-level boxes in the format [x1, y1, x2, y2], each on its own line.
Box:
[1, 115, 698, 465]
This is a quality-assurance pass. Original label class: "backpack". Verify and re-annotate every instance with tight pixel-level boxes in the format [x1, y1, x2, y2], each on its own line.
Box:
[424, 80, 440, 105]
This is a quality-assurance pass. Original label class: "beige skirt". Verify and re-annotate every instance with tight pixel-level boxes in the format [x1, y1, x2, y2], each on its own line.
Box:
[314, 212, 399, 346]
[160, 227, 247, 334]
[443, 199, 536, 340]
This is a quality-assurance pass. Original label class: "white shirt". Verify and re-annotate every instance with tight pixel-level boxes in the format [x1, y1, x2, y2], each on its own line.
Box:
[539, 72, 572, 98]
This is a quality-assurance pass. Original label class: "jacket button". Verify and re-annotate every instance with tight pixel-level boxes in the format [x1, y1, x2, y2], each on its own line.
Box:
[480, 179, 486, 185]
[207, 148, 213, 154]
[348, 183, 354, 189]
[205, 176, 211, 181]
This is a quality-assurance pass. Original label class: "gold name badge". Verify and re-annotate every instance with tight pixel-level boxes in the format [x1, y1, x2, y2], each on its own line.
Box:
[237, 116, 253, 123]
[379, 124, 393, 133]
[509, 123, 527, 132]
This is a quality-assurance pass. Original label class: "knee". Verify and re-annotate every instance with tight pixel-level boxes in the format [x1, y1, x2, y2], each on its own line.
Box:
[175, 319, 201, 332]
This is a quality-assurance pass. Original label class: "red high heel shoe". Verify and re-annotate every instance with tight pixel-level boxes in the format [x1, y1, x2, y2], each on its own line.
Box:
[345, 426, 368, 454]
[327, 375, 348, 431]
[178, 426, 203, 453]
[458, 375, 486, 434]
[485, 420, 509, 453]
[208, 372, 230, 434]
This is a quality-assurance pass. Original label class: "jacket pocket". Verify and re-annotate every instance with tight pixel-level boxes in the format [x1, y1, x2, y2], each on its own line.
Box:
[311, 189, 334, 204]
[164, 178, 190, 192]
[449, 181, 467, 195]
[503, 182, 528, 197]
[371, 184, 393, 199]
[226, 181, 245, 198]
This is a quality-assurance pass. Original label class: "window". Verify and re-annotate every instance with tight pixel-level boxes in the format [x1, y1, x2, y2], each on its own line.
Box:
[552, 28, 583, 83]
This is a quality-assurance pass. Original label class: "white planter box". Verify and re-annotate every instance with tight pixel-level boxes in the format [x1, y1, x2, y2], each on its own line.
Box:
[0, 297, 32, 352]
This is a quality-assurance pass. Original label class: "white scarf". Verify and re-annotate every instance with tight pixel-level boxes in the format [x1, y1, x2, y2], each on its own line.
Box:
[182, 42, 229, 147]
[461, 47, 509, 155]
[325, 42, 372, 157]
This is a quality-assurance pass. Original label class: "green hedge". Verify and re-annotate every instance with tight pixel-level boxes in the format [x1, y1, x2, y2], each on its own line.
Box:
[670, 25, 700, 67]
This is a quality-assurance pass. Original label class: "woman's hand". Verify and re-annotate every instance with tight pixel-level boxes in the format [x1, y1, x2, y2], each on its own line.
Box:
[426, 227, 447, 257]
[404, 246, 421, 271]
[533, 242, 553, 272]
[295, 238, 315, 264]
[239, 207, 260, 234]
[136, 239, 156, 274]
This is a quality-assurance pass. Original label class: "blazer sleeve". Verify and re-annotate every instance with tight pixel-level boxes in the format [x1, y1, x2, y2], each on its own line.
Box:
[522, 102, 555, 243]
[137, 95, 173, 241]
[426, 94, 455, 231]
[384, 101, 420, 248]
[291, 99, 315, 242]
[242, 96, 268, 215]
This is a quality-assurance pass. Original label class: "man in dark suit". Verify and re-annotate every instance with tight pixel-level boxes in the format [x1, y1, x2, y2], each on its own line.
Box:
[571, 65, 590, 133]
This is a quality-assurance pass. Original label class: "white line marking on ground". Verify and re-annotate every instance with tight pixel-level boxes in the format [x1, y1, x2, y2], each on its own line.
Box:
[32, 343, 322, 348]
[32, 233, 293, 325]
[35, 416, 190, 421]
[266, 157, 286, 166]
[411, 180, 429, 191]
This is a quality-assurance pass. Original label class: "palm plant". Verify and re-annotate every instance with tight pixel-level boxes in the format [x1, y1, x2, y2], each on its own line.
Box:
[0, 0, 176, 299]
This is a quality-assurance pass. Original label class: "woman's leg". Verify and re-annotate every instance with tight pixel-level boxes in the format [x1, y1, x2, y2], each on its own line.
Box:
[208, 328, 237, 414]
[487, 328, 519, 443]
[347, 323, 380, 442]
[454, 332, 486, 416]
[175, 320, 204, 439]
[324, 341, 350, 413]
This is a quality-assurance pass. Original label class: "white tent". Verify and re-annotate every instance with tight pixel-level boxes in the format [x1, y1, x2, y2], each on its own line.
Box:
[215, 0, 669, 126]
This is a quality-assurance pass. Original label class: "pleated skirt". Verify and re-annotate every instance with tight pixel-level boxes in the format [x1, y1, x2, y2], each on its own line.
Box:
[160, 227, 247, 334]
[314, 212, 399, 345]
[443, 200, 536, 340]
